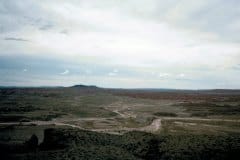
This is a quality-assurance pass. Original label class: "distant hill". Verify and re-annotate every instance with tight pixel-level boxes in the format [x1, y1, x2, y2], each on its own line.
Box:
[70, 85, 100, 90]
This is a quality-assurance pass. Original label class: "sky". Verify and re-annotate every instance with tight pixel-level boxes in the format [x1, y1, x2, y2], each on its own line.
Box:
[0, 0, 240, 89]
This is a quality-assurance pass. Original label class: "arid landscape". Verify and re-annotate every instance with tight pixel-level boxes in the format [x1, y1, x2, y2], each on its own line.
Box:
[1, 0, 240, 159]
[1, 85, 240, 159]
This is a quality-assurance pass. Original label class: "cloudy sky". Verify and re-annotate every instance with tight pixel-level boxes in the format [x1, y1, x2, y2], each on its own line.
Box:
[0, 0, 240, 89]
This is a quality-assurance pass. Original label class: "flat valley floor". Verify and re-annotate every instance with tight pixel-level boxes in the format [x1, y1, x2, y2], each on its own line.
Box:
[1, 87, 240, 159]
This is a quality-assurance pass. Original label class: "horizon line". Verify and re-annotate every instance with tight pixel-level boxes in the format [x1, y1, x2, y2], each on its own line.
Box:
[0, 84, 239, 91]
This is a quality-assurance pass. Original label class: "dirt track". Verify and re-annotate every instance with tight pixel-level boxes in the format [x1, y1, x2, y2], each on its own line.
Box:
[1, 116, 240, 135]
[1, 99, 240, 134]
[1, 101, 240, 134]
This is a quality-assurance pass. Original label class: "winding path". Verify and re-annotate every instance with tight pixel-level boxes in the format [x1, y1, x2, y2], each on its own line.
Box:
[0, 116, 240, 134]
[0, 100, 239, 135]
[0, 118, 162, 134]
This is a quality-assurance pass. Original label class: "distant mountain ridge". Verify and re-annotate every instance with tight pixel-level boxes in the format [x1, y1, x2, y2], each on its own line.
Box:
[0, 85, 240, 94]
[70, 84, 100, 89]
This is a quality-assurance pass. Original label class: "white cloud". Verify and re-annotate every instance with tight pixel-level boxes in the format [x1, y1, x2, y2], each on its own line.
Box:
[108, 72, 117, 76]
[108, 69, 119, 76]
[1, 1, 239, 70]
[113, 69, 118, 73]
[84, 69, 92, 74]
[178, 73, 185, 78]
[158, 73, 171, 78]
[23, 69, 27, 72]
[60, 69, 69, 75]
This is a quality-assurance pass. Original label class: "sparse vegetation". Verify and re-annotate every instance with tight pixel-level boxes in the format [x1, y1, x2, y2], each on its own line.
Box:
[0, 87, 240, 159]
[154, 112, 178, 117]
[1, 128, 240, 160]
[182, 102, 240, 117]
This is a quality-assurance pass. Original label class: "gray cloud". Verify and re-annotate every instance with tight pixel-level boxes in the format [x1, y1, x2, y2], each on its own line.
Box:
[60, 29, 68, 34]
[0, 0, 52, 33]
[232, 64, 240, 70]
[39, 24, 54, 30]
[4, 37, 29, 42]
[1, 0, 239, 43]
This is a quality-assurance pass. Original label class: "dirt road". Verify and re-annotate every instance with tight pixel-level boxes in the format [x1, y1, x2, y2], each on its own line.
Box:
[1, 116, 240, 134]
